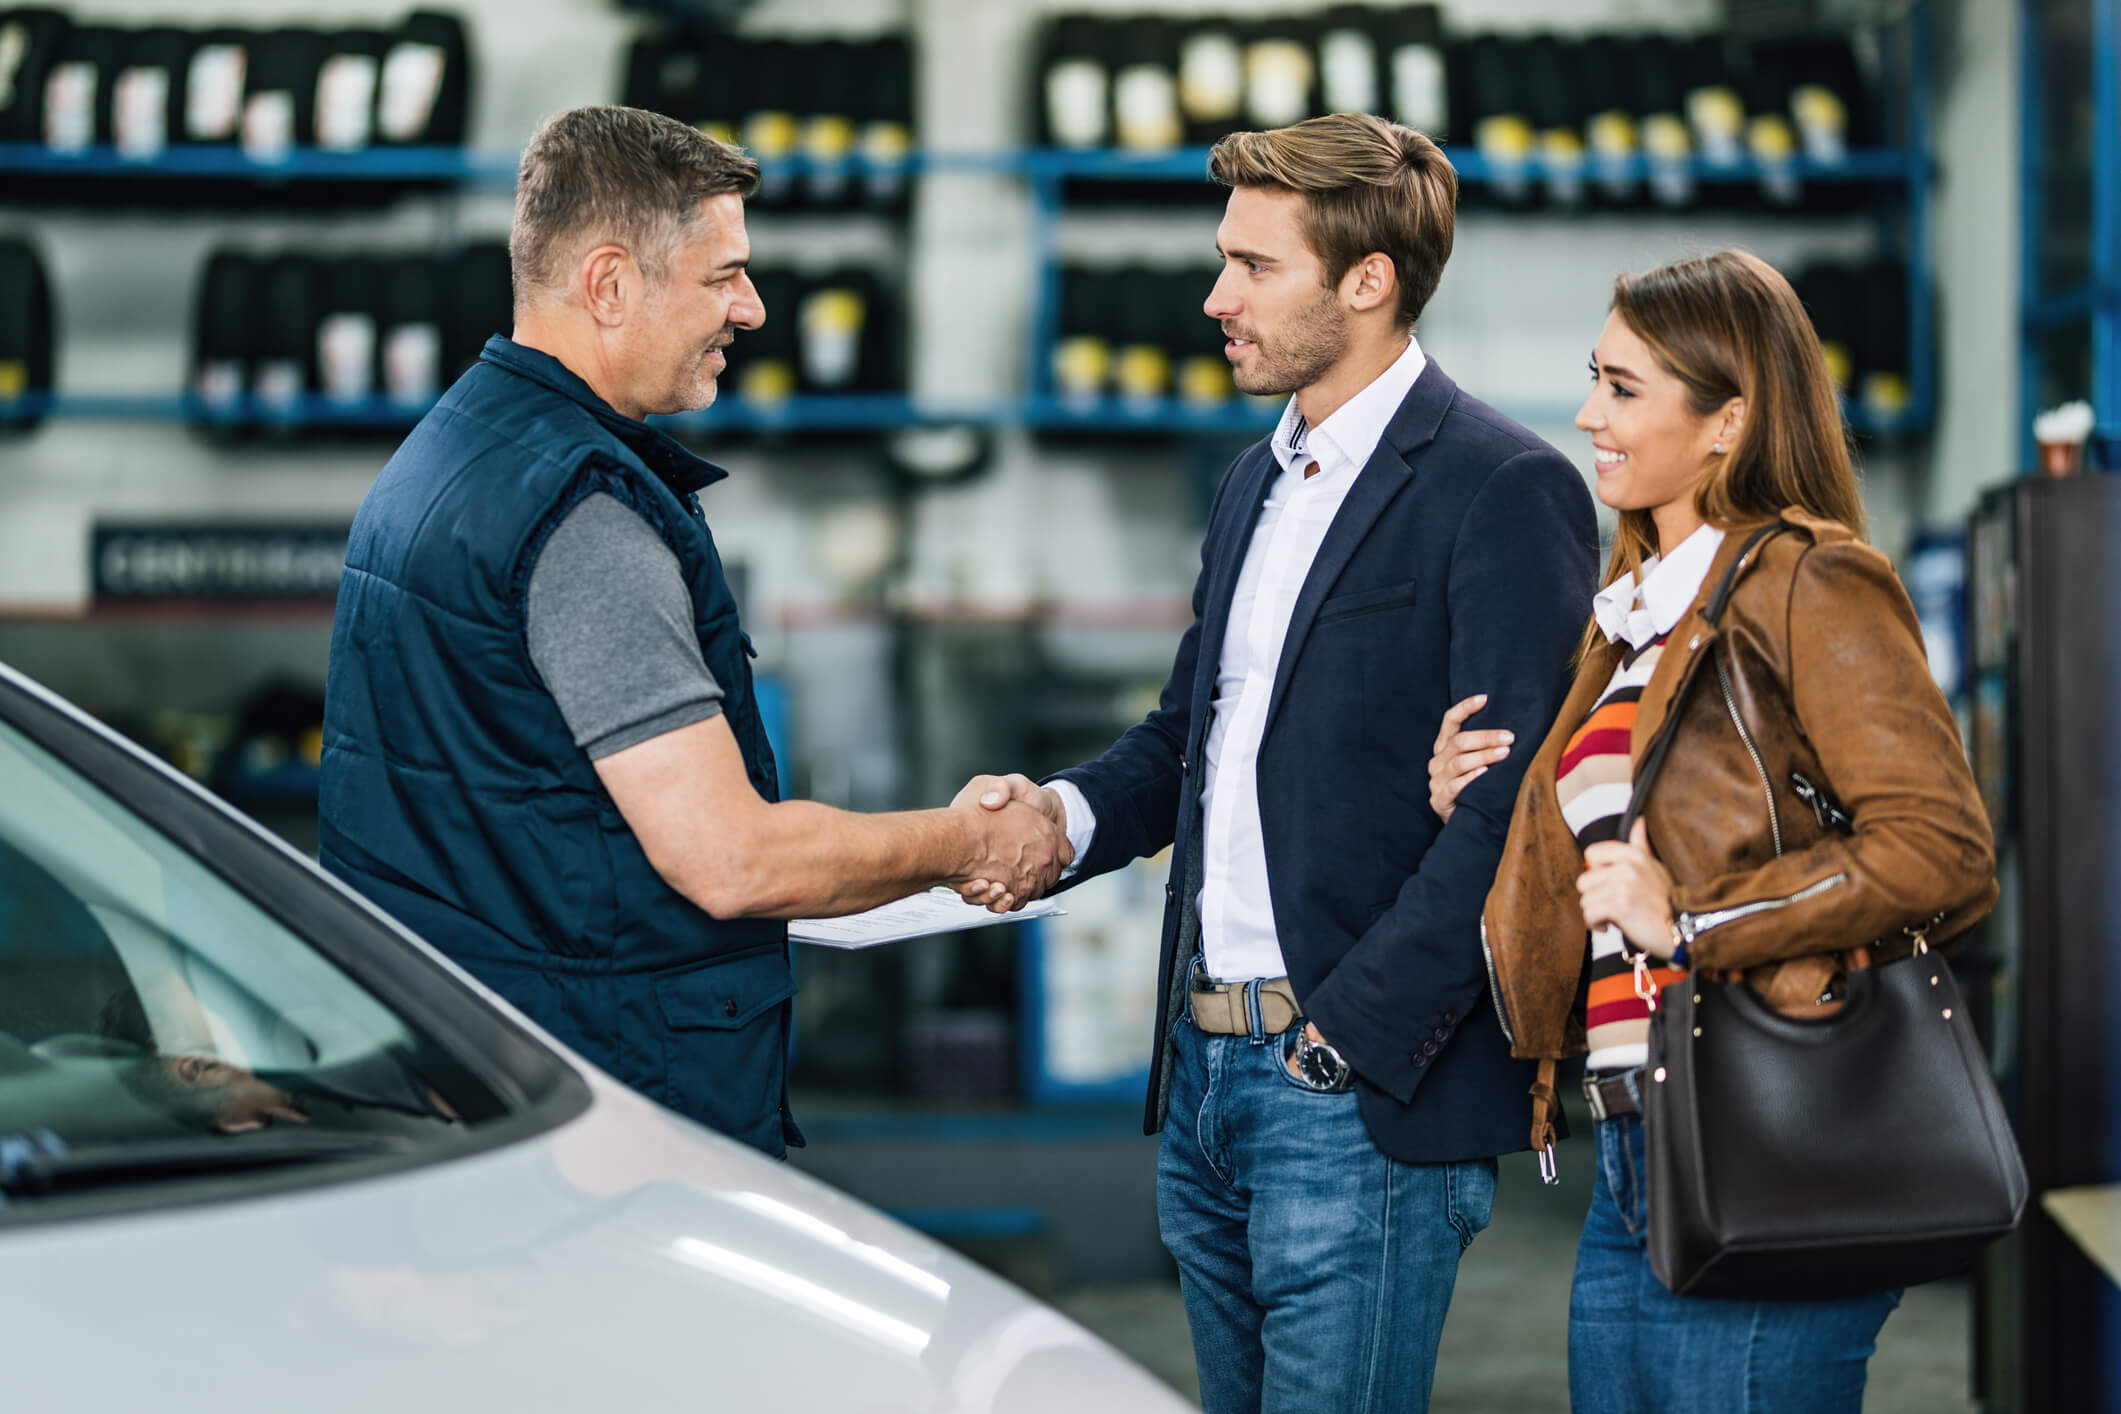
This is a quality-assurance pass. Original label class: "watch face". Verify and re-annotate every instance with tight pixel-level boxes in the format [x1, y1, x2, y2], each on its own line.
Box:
[1298, 1038, 1347, 1090]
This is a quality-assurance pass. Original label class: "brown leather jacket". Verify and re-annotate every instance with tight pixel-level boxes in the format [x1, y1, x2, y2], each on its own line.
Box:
[1480, 510, 1998, 1151]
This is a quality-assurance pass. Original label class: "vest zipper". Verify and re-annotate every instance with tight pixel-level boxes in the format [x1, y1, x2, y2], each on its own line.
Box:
[1677, 872, 1849, 943]
[1715, 652, 1783, 857]
[1480, 915, 1515, 1045]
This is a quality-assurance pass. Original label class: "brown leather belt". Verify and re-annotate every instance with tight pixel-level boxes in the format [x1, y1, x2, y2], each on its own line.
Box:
[1584, 1069, 1642, 1122]
[1187, 960, 1303, 1036]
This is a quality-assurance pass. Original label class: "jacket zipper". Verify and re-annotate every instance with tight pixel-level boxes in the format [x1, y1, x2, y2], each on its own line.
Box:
[1680, 872, 1849, 939]
[1479, 916, 1515, 1045]
[1715, 653, 1783, 858]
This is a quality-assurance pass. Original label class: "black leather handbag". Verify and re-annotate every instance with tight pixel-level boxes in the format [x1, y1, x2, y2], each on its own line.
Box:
[1627, 524, 2027, 1300]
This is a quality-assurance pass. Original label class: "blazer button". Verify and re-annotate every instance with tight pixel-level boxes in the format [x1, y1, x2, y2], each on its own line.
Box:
[1422, 1040, 1440, 1057]
[1180, 754, 1190, 775]
[1441, 1009, 1456, 1024]
[1434, 1026, 1449, 1040]
[724, 998, 740, 1018]
[1412, 1054, 1428, 1068]
[1165, 884, 1176, 906]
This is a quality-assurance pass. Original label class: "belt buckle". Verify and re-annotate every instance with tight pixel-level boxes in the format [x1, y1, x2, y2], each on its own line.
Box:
[1582, 1074, 1611, 1123]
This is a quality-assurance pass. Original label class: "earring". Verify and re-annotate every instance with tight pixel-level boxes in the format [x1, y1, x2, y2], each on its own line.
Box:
[1712, 442, 1726, 455]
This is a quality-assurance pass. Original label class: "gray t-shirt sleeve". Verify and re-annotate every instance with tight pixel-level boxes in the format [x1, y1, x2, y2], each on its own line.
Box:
[526, 492, 724, 760]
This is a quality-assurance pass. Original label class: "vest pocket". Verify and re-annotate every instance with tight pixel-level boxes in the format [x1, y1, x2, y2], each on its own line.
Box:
[651, 949, 798, 1154]
[652, 948, 797, 1031]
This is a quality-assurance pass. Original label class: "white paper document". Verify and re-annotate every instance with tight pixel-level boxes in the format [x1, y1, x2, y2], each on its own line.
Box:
[790, 888, 1064, 949]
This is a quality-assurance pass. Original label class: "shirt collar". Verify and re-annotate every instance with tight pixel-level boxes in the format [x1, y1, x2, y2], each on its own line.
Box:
[1271, 334, 1427, 481]
[478, 336, 729, 495]
[1591, 523, 1728, 649]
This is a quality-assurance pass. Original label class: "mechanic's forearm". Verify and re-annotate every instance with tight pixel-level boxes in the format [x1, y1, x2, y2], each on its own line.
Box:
[673, 800, 976, 920]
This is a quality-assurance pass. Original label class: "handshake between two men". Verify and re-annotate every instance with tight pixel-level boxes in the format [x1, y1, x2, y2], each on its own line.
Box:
[949, 772, 1071, 913]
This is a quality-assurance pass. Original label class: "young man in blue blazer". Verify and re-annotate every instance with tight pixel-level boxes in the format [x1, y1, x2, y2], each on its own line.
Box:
[961, 114, 1597, 1412]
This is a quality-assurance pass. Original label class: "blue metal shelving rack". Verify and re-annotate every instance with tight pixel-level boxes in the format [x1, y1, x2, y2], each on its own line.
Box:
[1024, 5, 1938, 441]
[5, 68, 1940, 439]
[2019, 0, 2121, 469]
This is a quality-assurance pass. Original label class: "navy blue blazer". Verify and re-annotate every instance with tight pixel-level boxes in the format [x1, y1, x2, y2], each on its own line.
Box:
[1050, 360, 1597, 1165]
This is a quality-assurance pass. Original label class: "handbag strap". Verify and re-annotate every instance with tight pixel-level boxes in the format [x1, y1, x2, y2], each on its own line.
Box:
[1617, 521, 1789, 838]
[1529, 520, 1788, 1183]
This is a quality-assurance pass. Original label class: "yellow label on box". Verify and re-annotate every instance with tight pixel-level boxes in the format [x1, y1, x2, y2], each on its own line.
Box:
[1055, 337, 1112, 396]
[1116, 344, 1171, 398]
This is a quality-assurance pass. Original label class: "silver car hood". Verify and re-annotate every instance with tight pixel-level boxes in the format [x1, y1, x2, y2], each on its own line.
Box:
[0, 1075, 1187, 1412]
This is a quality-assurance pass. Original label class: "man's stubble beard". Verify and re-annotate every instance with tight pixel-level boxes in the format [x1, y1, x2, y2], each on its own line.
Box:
[1232, 285, 1349, 397]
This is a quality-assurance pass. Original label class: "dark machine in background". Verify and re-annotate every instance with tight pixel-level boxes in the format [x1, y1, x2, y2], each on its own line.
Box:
[1966, 475, 2121, 1414]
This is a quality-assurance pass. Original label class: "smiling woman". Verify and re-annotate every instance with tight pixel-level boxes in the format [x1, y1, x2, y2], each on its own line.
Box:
[1574, 249, 1868, 662]
[1449, 248, 1998, 1414]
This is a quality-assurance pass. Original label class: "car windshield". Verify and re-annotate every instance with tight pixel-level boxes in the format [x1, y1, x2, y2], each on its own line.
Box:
[0, 714, 473, 1193]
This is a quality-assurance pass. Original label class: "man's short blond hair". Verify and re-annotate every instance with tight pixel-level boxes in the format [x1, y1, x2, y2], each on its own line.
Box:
[1208, 113, 1457, 328]
[510, 105, 760, 309]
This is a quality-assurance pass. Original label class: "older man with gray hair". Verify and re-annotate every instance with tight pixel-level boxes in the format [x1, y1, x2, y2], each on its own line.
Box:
[319, 106, 1067, 1156]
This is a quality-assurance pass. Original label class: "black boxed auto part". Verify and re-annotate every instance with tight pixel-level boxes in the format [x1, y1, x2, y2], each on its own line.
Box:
[797, 267, 896, 395]
[109, 27, 193, 162]
[252, 252, 323, 427]
[312, 28, 391, 152]
[1039, 14, 1112, 150]
[314, 256, 383, 412]
[0, 236, 54, 432]
[1109, 265, 1174, 405]
[374, 10, 471, 146]
[1315, 6, 1382, 122]
[797, 39, 861, 211]
[0, 9, 71, 142]
[739, 38, 802, 208]
[1380, 5, 1447, 137]
[1111, 16, 1181, 154]
[442, 241, 512, 379]
[40, 23, 125, 153]
[240, 28, 324, 162]
[374, 255, 444, 408]
[191, 248, 259, 428]
[181, 27, 250, 146]
[1238, 15, 1318, 131]
[1177, 18, 1243, 145]
[732, 266, 799, 409]
[857, 34, 914, 212]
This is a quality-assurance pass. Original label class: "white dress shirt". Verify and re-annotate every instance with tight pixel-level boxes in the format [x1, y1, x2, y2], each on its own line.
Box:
[1590, 522, 1727, 650]
[1051, 335, 1428, 982]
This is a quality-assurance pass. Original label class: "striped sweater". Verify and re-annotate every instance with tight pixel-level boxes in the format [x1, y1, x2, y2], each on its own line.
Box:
[1555, 634, 1687, 1072]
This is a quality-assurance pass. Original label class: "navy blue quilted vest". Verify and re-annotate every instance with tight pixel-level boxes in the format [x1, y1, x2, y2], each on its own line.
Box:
[320, 337, 799, 1156]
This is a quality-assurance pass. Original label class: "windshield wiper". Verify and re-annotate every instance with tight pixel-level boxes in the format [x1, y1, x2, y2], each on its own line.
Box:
[0, 1128, 412, 1201]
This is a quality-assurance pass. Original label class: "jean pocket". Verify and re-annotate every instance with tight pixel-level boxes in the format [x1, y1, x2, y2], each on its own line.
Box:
[1604, 1116, 1650, 1239]
[1272, 1029, 1355, 1094]
[1446, 1157, 1498, 1250]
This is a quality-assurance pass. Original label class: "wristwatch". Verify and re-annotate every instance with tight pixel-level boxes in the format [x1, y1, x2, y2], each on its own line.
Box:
[1289, 1027, 1353, 1091]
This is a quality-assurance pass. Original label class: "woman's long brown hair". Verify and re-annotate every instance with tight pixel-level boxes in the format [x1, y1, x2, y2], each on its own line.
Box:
[1579, 250, 1867, 663]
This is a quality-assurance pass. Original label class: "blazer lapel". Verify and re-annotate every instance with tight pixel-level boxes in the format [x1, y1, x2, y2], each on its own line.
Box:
[1259, 360, 1458, 740]
[1189, 442, 1280, 716]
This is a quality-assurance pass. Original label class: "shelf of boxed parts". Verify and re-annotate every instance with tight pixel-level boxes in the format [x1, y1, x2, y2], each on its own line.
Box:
[1020, 2, 1939, 443]
[2018, 0, 2121, 468]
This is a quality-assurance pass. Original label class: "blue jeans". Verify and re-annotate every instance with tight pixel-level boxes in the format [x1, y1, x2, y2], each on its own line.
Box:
[1158, 1015, 1497, 1414]
[1568, 1102, 1901, 1414]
